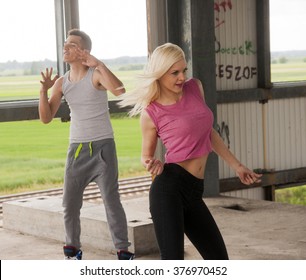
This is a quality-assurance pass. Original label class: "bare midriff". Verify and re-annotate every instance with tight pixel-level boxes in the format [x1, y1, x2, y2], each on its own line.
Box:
[177, 154, 209, 179]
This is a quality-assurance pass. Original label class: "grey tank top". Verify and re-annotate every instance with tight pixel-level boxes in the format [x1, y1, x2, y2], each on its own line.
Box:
[62, 67, 114, 143]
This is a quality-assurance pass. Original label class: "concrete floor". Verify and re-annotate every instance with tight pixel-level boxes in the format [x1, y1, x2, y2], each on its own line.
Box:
[0, 195, 306, 260]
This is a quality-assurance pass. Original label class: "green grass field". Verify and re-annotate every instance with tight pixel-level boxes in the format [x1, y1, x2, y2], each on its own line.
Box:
[271, 62, 306, 82]
[275, 185, 306, 206]
[0, 70, 144, 194]
[0, 116, 144, 195]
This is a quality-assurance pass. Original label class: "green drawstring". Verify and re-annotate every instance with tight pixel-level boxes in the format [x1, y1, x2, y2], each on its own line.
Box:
[74, 142, 93, 160]
[89, 142, 93, 157]
[74, 143, 83, 160]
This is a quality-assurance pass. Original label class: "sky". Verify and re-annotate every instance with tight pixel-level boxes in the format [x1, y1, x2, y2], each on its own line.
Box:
[0, 0, 305, 63]
[270, 0, 306, 52]
[0, 0, 148, 62]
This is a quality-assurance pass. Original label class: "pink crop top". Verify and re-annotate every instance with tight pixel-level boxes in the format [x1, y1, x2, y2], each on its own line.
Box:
[145, 78, 214, 163]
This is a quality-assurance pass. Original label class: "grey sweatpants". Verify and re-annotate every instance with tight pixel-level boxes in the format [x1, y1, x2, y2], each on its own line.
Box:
[62, 138, 131, 250]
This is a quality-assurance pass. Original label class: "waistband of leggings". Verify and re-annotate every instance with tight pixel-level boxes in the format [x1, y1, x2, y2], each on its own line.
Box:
[164, 163, 204, 185]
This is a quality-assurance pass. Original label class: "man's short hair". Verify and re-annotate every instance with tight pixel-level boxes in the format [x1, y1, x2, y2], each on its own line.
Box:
[68, 29, 92, 51]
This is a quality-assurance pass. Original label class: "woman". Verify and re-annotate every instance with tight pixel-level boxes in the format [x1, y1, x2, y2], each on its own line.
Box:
[120, 43, 262, 260]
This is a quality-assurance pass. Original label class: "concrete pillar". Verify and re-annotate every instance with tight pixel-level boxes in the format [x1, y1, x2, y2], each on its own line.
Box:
[146, 0, 168, 162]
[190, 0, 220, 196]
[54, 0, 79, 75]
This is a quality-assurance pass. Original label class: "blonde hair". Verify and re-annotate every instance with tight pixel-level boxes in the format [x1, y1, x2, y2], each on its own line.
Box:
[119, 43, 185, 116]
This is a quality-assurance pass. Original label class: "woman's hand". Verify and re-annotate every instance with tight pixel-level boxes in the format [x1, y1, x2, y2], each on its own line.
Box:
[235, 164, 262, 185]
[144, 158, 164, 176]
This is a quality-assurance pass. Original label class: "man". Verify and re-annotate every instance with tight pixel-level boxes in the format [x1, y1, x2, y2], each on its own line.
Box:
[39, 29, 134, 260]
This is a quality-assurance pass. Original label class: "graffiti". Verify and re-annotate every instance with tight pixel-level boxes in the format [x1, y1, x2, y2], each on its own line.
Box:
[214, 1, 258, 83]
[214, 0, 232, 12]
[215, 40, 256, 55]
[216, 64, 257, 81]
[214, 0, 233, 28]
[216, 121, 230, 149]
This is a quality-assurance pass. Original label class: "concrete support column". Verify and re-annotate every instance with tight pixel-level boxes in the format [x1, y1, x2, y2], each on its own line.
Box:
[146, 0, 168, 162]
[190, 0, 219, 196]
[54, 0, 79, 75]
[256, 0, 271, 89]
[146, 0, 168, 53]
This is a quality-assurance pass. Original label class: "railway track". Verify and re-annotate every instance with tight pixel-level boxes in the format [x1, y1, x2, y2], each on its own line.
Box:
[0, 175, 152, 216]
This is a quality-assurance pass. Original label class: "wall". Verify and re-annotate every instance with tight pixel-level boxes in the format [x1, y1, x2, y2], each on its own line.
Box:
[214, 0, 306, 199]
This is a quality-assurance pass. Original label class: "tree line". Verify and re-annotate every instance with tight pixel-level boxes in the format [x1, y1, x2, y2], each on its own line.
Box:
[0, 56, 147, 76]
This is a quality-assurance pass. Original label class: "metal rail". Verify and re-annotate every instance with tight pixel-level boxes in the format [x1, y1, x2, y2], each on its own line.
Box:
[0, 176, 152, 215]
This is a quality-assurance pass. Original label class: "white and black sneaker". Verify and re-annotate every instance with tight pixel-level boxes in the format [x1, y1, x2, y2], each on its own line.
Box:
[63, 245, 82, 260]
[117, 250, 135, 260]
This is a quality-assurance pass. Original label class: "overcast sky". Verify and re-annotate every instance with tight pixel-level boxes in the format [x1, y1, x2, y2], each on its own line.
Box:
[0, 0, 147, 62]
[270, 0, 306, 52]
[0, 0, 305, 63]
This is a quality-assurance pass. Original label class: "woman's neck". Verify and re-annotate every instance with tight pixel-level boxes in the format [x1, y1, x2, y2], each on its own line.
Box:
[157, 90, 183, 105]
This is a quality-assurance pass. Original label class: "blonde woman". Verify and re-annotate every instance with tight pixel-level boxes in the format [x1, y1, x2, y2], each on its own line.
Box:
[121, 43, 261, 260]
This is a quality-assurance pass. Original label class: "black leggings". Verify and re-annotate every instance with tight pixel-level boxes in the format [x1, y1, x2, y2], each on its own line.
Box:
[149, 163, 229, 260]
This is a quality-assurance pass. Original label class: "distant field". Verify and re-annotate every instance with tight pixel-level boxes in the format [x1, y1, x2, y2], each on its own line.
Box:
[0, 70, 141, 101]
[1, 63, 306, 101]
[271, 62, 306, 82]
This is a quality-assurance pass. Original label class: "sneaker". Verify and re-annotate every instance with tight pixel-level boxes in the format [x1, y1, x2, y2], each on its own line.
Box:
[117, 250, 135, 260]
[63, 245, 82, 260]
